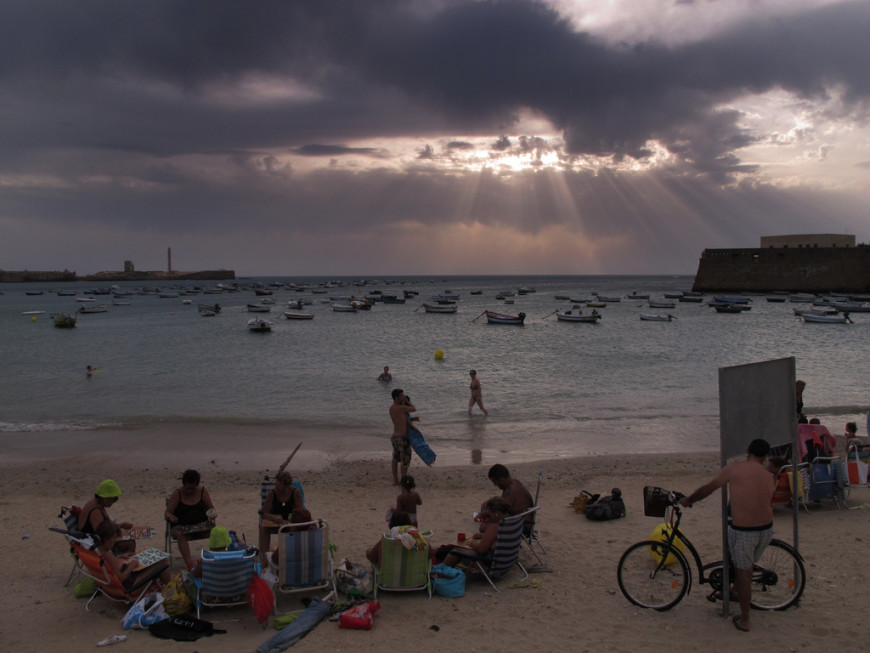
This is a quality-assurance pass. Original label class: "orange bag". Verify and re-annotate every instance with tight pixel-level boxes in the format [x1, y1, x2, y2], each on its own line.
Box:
[338, 600, 381, 630]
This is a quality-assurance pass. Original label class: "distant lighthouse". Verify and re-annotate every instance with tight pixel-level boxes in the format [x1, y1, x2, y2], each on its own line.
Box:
[167, 247, 172, 275]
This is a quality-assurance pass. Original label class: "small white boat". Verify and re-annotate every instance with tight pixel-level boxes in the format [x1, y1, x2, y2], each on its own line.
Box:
[802, 313, 852, 324]
[648, 300, 676, 309]
[640, 313, 676, 322]
[78, 304, 108, 314]
[182, 299, 192, 305]
[332, 303, 357, 312]
[247, 303, 271, 313]
[112, 299, 131, 306]
[422, 303, 457, 314]
[793, 307, 837, 317]
[75, 296, 96, 303]
[555, 309, 601, 323]
[247, 317, 274, 331]
[283, 311, 314, 320]
[484, 310, 526, 325]
[831, 301, 870, 313]
[22, 310, 46, 315]
[199, 308, 216, 317]
[678, 295, 703, 303]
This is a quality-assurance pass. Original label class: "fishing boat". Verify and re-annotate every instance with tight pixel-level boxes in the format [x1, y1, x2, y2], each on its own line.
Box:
[422, 303, 458, 314]
[247, 317, 273, 332]
[52, 313, 77, 328]
[640, 313, 676, 322]
[484, 310, 526, 325]
[246, 304, 271, 313]
[648, 300, 676, 309]
[78, 304, 108, 314]
[802, 313, 852, 324]
[283, 311, 314, 320]
[555, 309, 601, 323]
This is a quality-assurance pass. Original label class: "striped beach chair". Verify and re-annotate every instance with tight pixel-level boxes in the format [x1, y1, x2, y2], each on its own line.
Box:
[373, 532, 432, 598]
[274, 520, 334, 600]
[450, 512, 528, 591]
[196, 549, 258, 617]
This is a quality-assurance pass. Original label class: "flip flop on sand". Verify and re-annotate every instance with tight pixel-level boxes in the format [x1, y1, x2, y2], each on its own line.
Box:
[508, 578, 542, 589]
[732, 616, 750, 632]
[97, 635, 127, 647]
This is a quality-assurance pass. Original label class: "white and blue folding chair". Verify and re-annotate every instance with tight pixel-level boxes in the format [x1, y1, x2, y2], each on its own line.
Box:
[195, 549, 258, 618]
[273, 520, 334, 605]
[449, 513, 528, 591]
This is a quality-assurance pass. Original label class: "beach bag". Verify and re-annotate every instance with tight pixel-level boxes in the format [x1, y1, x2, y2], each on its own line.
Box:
[227, 530, 249, 552]
[584, 488, 626, 521]
[248, 572, 275, 626]
[572, 491, 598, 514]
[335, 559, 374, 599]
[148, 615, 226, 641]
[338, 600, 381, 630]
[431, 563, 466, 598]
[162, 571, 195, 616]
[122, 591, 169, 630]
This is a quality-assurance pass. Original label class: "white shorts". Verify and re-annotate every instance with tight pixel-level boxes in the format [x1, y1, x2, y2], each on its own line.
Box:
[727, 525, 773, 569]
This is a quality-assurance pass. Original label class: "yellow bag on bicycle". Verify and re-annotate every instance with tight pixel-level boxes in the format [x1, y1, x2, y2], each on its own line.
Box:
[649, 524, 684, 566]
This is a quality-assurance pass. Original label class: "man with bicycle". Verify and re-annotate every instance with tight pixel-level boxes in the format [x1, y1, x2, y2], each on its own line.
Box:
[680, 438, 776, 633]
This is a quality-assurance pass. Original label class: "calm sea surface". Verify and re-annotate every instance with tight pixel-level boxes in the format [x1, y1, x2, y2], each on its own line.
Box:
[1, 275, 866, 466]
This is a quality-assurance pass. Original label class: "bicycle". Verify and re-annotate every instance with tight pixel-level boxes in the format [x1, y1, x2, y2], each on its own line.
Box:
[617, 486, 805, 611]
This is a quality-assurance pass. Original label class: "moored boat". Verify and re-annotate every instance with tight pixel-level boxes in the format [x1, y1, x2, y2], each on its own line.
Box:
[332, 303, 357, 312]
[802, 312, 852, 324]
[422, 303, 458, 314]
[246, 303, 271, 313]
[198, 303, 222, 314]
[52, 313, 77, 328]
[78, 304, 108, 314]
[247, 317, 273, 331]
[484, 310, 526, 325]
[555, 309, 601, 323]
[283, 311, 314, 320]
[648, 300, 676, 309]
[640, 313, 676, 322]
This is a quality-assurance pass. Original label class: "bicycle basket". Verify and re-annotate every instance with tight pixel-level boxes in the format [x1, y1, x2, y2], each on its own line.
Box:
[643, 486, 669, 518]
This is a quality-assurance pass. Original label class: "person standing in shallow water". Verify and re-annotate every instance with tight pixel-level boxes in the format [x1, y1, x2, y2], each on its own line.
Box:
[468, 370, 488, 415]
[389, 388, 415, 485]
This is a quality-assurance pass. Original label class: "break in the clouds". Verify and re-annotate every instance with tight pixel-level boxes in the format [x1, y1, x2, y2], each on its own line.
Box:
[0, 0, 867, 275]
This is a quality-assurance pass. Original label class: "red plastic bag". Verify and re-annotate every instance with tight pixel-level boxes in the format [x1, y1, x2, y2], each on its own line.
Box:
[338, 600, 381, 630]
[248, 572, 274, 625]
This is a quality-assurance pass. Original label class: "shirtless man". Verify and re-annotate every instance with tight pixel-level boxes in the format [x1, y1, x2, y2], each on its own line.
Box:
[389, 389, 415, 485]
[680, 439, 776, 633]
[485, 464, 533, 518]
[377, 366, 392, 382]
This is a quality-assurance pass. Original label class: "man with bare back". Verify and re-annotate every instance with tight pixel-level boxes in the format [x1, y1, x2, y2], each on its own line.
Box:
[680, 438, 776, 633]
[389, 388, 415, 485]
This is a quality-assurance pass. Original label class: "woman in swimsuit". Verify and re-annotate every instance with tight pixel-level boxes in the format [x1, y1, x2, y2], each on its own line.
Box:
[468, 370, 489, 416]
[78, 479, 135, 553]
[165, 469, 217, 571]
[259, 470, 304, 564]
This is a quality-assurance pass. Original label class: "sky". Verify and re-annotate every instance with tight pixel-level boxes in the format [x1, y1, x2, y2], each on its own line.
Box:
[1, 0, 868, 277]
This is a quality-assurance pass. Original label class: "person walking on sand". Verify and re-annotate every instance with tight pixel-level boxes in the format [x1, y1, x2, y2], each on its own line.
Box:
[468, 370, 488, 415]
[679, 439, 776, 633]
[389, 389, 415, 485]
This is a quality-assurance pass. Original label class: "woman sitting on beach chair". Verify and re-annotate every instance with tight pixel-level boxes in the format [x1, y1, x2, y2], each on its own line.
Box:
[95, 520, 171, 589]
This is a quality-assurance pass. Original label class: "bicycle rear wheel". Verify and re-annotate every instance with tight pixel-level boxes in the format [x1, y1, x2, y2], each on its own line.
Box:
[749, 539, 806, 610]
[617, 540, 690, 611]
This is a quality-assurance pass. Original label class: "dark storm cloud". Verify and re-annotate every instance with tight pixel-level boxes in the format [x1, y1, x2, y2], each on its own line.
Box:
[1, 0, 868, 175]
[295, 144, 384, 157]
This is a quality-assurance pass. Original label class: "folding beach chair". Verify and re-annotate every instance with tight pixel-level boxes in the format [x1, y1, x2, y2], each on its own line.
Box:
[846, 440, 870, 488]
[372, 531, 432, 598]
[56, 505, 87, 586]
[522, 473, 547, 566]
[273, 520, 334, 604]
[61, 534, 168, 611]
[771, 463, 810, 513]
[164, 494, 211, 569]
[449, 513, 528, 592]
[195, 549, 259, 618]
[808, 456, 847, 508]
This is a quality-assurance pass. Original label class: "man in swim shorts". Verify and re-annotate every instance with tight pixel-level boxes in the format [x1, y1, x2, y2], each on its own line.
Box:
[389, 389, 415, 485]
[680, 438, 775, 633]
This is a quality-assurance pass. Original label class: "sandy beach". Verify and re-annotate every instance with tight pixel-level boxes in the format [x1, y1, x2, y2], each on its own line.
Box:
[2, 427, 868, 652]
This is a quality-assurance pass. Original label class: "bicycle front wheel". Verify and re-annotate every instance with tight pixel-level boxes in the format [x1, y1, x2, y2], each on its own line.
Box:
[617, 540, 690, 611]
[749, 539, 806, 610]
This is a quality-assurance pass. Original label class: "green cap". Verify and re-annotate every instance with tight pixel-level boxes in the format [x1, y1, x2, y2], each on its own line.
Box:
[208, 526, 232, 549]
[96, 479, 122, 498]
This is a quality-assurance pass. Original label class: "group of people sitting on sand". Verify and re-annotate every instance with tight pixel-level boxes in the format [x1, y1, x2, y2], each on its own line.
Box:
[76, 462, 535, 580]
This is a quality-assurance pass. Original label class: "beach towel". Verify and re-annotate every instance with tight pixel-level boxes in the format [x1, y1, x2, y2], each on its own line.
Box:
[256, 598, 331, 653]
[407, 426, 436, 466]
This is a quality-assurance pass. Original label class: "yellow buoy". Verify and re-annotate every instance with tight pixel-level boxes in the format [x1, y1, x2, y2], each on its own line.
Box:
[648, 523, 684, 565]
[434, 349, 444, 360]
[31, 316, 37, 322]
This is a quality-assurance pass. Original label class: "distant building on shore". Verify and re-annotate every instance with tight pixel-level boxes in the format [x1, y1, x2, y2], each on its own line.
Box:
[693, 234, 868, 293]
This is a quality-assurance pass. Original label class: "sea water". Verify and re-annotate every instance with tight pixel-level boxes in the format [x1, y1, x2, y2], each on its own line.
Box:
[0, 275, 866, 466]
